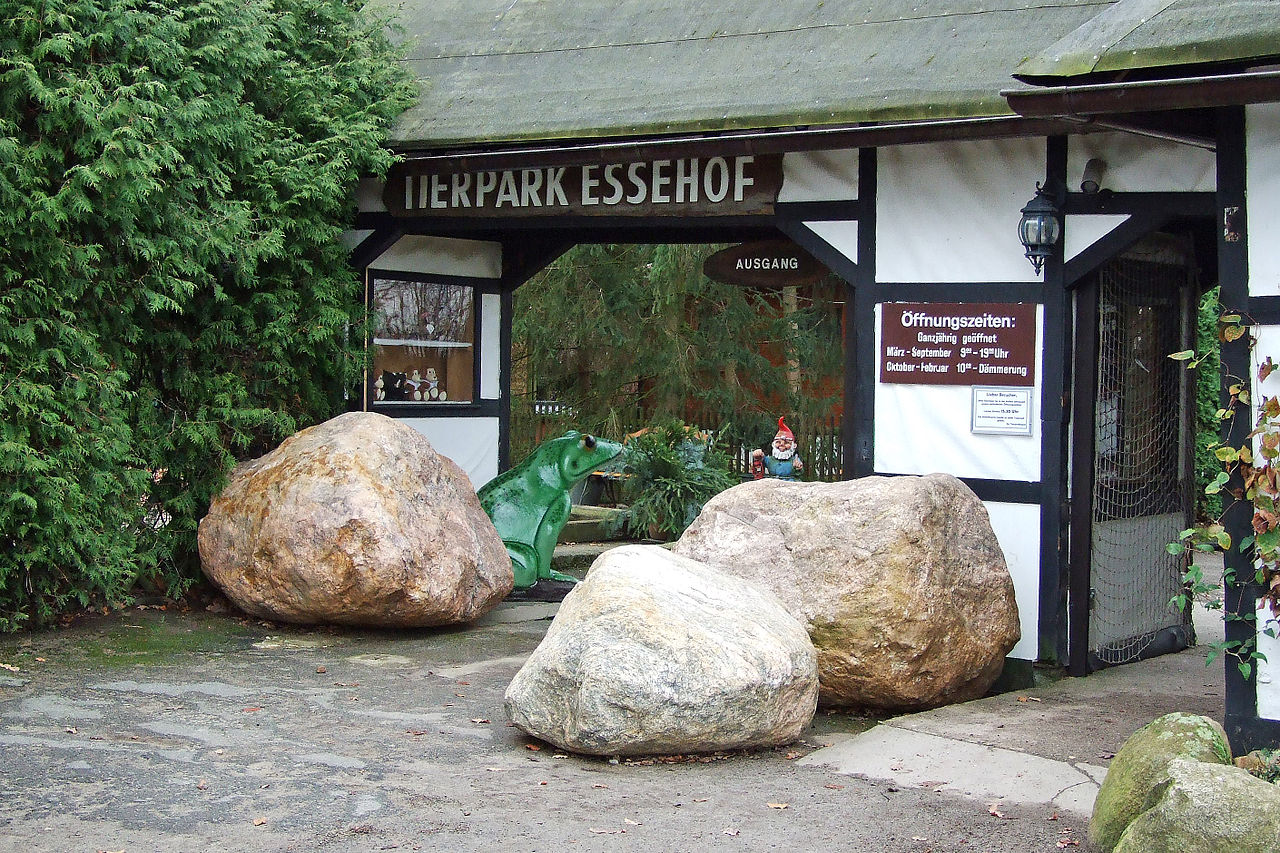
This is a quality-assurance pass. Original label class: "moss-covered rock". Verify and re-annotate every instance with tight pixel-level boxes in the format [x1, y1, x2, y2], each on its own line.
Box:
[1113, 758, 1280, 853]
[1089, 712, 1232, 852]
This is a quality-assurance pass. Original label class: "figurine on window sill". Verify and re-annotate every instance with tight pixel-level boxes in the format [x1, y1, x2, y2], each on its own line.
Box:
[751, 417, 803, 481]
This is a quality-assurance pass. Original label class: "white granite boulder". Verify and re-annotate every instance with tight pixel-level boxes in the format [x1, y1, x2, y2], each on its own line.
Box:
[673, 473, 1020, 710]
[198, 411, 512, 627]
[504, 545, 818, 756]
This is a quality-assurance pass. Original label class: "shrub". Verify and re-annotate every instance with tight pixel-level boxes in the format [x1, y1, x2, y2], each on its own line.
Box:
[0, 0, 415, 629]
[621, 420, 740, 540]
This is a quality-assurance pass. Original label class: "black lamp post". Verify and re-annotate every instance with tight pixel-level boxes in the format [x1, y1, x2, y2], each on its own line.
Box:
[1018, 183, 1061, 276]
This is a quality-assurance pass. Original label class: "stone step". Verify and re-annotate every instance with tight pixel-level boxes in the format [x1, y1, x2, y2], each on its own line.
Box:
[551, 540, 671, 578]
[557, 506, 631, 544]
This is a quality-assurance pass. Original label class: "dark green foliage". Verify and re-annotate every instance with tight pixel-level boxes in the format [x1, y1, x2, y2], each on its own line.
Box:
[620, 419, 740, 540]
[513, 243, 844, 446]
[0, 0, 415, 630]
[1195, 286, 1223, 521]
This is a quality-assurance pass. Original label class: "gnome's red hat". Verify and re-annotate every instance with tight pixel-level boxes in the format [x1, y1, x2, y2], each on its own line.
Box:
[774, 416, 794, 441]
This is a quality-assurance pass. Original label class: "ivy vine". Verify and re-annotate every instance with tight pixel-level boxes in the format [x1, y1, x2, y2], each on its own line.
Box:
[1169, 311, 1280, 679]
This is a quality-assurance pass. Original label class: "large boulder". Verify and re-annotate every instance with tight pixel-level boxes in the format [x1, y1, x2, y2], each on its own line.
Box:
[1112, 758, 1280, 853]
[504, 545, 818, 756]
[1089, 712, 1233, 852]
[672, 473, 1019, 710]
[198, 411, 512, 627]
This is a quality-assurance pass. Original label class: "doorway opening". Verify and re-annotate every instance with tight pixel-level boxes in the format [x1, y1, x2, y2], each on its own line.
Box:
[1071, 226, 1213, 673]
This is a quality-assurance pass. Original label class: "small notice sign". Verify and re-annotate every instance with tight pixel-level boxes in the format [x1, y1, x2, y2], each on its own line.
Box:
[879, 302, 1037, 386]
[971, 387, 1035, 435]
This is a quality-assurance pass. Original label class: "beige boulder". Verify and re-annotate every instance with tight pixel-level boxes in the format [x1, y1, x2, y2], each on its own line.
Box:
[198, 411, 512, 627]
[505, 545, 818, 756]
[673, 473, 1019, 710]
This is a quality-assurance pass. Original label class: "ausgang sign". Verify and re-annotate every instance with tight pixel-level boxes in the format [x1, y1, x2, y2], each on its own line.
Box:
[703, 240, 827, 288]
[384, 154, 783, 218]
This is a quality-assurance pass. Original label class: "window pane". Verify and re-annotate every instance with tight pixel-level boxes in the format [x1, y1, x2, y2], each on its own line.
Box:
[369, 277, 475, 404]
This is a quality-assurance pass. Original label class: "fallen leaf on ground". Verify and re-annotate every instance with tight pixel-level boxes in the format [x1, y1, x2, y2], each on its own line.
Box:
[316, 666, 327, 674]
[525, 744, 542, 751]
[589, 828, 624, 835]
[766, 802, 789, 809]
[0, 663, 18, 672]
[723, 828, 740, 836]
[470, 718, 490, 724]
[988, 803, 1008, 819]
[624, 818, 641, 825]
[1056, 840, 1080, 848]
[785, 751, 800, 759]
[406, 730, 429, 736]
[1015, 696, 1042, 703]
[242, 707, 261, 713]
[1047, 811, 1059, 821]
[824, 784, 845, 790]
[196, 780, 208, 790]
[253, 818, 267, 826]
[592, 784, 609, 789]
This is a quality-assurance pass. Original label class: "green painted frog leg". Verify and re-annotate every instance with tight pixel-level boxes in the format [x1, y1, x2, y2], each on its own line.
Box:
[505, 541, 540, 589]
[533, 493, 577, 583]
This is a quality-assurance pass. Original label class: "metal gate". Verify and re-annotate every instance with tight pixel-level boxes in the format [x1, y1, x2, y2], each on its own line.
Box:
[1075, 234, 1196, 671]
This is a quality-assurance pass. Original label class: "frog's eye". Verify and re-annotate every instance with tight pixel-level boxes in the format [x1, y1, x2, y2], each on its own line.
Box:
[583, 434, 596, 450]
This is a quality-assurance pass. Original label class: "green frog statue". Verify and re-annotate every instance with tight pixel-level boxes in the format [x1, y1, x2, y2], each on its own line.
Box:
[478, 430, 623, 589]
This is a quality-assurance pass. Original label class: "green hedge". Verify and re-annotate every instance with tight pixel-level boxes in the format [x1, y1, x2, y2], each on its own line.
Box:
[0, 0, 415, 630]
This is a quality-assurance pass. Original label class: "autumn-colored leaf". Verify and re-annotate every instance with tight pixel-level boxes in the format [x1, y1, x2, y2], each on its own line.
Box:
[525, 744, 542, 751]
[766, 802, 789, 809]
[253, 818, 267, 826]
[242, 707, 261, 713]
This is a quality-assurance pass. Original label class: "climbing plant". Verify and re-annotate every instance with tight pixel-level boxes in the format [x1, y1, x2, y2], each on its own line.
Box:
[1169, 311, 1280, 678]
[0, 0, 415, 630]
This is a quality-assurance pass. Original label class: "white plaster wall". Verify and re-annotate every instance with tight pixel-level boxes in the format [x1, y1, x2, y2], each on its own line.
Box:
[1247, 103, 1280, 297]
[1250, 323, 1280, 718]
[1256, 601, 1280, 720]
[1067, 132, 1215, 195]
[402, 417, 499, 489]
[371, 235, 502, 280]
[985, 502, 1041, 661]
[803, 220, 858, 264]
[480, 293, 502, 400]
[876, 138, 1047, 283]
[1064, 214, 1129, 262]
[780, 149, 860, 202]
[873, 303, 1044, 482]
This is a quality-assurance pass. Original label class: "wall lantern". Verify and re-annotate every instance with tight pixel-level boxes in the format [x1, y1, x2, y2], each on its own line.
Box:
[1018, 183, 1062, 276]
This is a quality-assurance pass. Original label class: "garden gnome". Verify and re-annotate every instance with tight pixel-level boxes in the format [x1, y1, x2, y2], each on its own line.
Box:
[752, 416, 804, 480]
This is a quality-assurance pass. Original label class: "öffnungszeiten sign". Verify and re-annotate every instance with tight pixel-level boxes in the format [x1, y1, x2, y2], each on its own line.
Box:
[880, 302, 1037, 387]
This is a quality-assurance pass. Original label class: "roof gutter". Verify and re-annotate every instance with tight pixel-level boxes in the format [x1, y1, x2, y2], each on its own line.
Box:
[1003, 69, 1280, 120]
[392, 115, 1079, 171]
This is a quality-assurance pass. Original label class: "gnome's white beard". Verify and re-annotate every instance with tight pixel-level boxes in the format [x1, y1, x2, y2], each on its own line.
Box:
[771, 443, 795, 460]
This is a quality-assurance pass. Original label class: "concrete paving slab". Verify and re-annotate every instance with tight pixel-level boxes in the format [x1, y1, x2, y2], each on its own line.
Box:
[798, 725, 1106, 815]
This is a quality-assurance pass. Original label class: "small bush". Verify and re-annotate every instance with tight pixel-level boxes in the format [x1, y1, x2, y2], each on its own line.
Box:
[621, 419, 739, 540]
